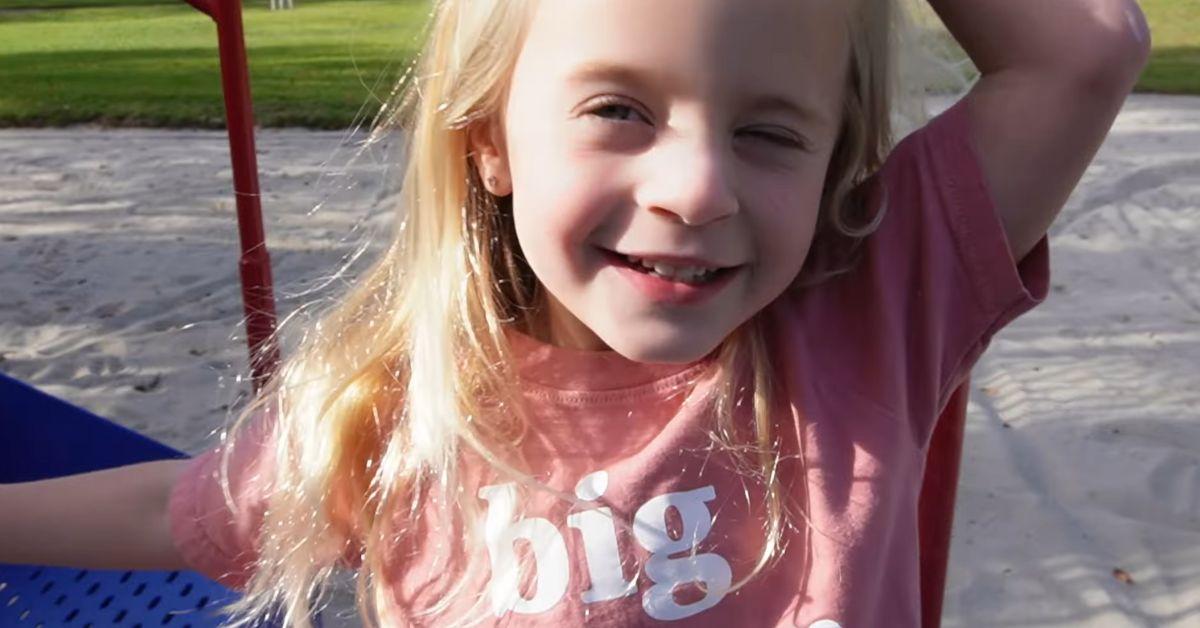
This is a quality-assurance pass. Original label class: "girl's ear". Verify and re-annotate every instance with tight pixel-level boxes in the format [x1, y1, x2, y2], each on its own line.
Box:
[467, 117, 513, 197]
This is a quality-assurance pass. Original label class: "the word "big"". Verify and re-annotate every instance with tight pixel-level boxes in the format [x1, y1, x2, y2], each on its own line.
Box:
[477, 471, 732, 621]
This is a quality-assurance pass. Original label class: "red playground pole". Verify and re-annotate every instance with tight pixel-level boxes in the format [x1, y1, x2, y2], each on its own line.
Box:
[184, 0, 280, 391]
[918, 378, 971, 628]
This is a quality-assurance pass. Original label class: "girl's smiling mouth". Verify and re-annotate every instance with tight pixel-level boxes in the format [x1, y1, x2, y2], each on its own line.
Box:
[597, 247, 743, 305]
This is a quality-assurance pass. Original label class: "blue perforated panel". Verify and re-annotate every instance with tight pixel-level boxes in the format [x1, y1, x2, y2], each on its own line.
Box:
[0, 565, 256, 627]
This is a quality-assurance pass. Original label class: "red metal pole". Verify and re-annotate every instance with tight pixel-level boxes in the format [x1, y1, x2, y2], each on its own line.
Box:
[918, 379, 971, 628]
[182, 0, 213, 17]
[184, 0, 280, 391]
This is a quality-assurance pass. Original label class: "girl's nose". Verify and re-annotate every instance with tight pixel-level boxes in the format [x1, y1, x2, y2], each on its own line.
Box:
[636, 138, 739, 227]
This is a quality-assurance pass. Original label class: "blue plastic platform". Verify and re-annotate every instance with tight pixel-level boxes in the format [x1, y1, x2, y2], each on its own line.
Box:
[0, 372, 318, 627]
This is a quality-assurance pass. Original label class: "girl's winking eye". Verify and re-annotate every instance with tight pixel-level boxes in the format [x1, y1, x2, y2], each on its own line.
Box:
[584, 96, 809, 151]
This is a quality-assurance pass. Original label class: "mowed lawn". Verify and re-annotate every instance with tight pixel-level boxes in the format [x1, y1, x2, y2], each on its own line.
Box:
[1134, 0, 1200, 93]
[910, 0, 1198, 95]
[0, 0, 1196, 129]
[0, 0, 428, 127]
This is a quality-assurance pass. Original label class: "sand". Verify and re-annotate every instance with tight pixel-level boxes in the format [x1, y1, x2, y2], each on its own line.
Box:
[1, 94, 1197, 626]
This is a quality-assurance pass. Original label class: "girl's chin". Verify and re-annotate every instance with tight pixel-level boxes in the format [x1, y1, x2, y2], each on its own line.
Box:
[599, 326, 725, 365]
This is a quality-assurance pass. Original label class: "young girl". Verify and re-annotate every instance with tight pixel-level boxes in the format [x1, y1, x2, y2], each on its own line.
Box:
[1, 0, 1150, 626]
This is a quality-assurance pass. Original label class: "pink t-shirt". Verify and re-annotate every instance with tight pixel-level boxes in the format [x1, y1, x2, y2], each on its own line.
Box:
[169, 97, 1050, 626]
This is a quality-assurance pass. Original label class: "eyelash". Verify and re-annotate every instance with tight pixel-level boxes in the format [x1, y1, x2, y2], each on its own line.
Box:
[585, 97, 807, 150]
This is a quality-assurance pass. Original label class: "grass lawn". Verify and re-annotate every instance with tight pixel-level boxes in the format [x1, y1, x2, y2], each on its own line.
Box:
[1134, 0, 1200, 93]
[0, 0, 429, 128]
[0, 0, 1196, 129]
[911, 0, 1200, 96]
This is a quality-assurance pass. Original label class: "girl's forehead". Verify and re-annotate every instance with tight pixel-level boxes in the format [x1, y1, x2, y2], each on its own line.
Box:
[516, 0, 849, 118]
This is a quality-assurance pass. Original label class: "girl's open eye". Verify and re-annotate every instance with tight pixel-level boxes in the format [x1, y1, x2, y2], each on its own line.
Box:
[585, 98, 647, 124]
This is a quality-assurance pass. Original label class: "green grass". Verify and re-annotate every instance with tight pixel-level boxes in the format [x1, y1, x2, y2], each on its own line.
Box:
[1135, 0, 1200, 93]
[0, 0, 429, 128]
[0, 0, 1197, 128]
[912, 0, 1200, 96]
[0, 0, 172, 9]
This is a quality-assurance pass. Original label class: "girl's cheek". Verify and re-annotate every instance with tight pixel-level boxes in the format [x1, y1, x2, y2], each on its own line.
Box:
[513, 186, 595, 253]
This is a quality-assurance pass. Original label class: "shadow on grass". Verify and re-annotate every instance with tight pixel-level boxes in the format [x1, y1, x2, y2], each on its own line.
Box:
[0, 0, 392, 10]
[1137, 46, 1200, 95]
[0, 0, 175, 10]
[0, 44, 415, 128]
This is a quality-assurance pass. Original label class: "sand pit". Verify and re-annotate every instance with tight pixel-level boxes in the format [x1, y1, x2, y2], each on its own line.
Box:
[1, 94, 1197, 626]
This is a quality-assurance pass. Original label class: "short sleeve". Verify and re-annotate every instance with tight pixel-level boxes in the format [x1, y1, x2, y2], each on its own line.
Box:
[780, 97, 1051, 452]
[167, 410, 277, 590]
[876, 97, 1051, 442]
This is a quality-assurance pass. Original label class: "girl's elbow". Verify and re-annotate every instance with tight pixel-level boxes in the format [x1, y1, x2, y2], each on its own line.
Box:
[1051, 1, 1152, 93]
[1090, 2, 1153, 89]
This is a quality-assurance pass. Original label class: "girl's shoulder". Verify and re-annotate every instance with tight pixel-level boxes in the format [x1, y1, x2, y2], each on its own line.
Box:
[774, 97, 1050, 446]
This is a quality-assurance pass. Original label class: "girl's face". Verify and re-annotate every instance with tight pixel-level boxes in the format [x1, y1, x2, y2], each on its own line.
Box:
[476, 0, 850, 363]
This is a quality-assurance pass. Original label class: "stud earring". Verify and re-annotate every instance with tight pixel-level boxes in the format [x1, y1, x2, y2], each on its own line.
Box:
[486, 175, 498, 193]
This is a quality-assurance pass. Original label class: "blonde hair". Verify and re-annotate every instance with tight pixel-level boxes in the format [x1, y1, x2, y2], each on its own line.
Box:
[210, 1, 968, 626]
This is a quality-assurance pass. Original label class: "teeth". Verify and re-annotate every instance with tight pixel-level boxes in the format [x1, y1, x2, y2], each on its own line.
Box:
[625, 255, 717, 283]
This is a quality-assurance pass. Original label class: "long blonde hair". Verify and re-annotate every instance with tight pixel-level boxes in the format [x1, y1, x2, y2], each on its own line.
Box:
[211, 1, 965, 626]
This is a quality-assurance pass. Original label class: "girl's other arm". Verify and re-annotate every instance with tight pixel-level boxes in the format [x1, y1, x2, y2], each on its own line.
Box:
[0, 459, 191, 571]
[925, 0, 1152, 262]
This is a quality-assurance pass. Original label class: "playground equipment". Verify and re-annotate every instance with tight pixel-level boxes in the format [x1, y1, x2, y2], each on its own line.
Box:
[182, 0, 281, 392]
[0, 372, 319, 627]
[919, 379, 970, 628]
[0, 1, 287, 625]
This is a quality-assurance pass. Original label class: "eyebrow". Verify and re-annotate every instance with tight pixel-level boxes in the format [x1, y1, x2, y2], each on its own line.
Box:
[565, 61, 827, 126]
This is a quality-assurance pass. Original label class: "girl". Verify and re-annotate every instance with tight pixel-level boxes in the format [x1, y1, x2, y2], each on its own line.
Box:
[0, 0, 1150, 626]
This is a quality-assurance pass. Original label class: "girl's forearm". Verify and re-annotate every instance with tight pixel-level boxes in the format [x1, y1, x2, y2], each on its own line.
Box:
[0, 459, 190, 571]
[926, 0, 1151, 81]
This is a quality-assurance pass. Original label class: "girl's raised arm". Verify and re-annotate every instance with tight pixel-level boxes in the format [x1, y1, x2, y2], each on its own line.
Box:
[925, 0, 1151, 263]
[0, 459, 190, 571]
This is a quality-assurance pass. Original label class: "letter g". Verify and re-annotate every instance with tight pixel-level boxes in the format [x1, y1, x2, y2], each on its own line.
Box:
[632, 485, 732, 621]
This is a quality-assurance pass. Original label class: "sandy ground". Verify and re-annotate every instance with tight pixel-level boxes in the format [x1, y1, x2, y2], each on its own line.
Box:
[1, 94, 1197, 626]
